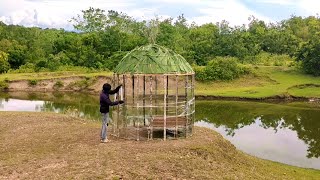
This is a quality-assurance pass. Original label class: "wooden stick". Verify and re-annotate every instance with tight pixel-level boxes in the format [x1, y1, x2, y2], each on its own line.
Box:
[192, 74, 195, 134]
[123, 74, 127, 138]
[175, 75, 178, 138]
[163, 75, 167, 141]
[143, 75, 146, 126]
[155, 75, 158, 115]
[185, 75, 188, 138]
[149, 75, 153, 140]
[132, 75, 135, 107]
[116, 74, 120, 137]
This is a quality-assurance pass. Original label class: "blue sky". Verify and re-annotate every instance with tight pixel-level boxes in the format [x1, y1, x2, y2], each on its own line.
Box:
[0, 0, 319, 30]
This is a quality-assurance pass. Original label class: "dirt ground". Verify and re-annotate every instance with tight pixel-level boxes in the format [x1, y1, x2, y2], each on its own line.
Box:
[0, 112, 319, 179]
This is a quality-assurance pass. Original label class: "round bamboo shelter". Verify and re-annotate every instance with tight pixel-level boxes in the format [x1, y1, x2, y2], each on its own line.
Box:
[111, 44, 195, 140]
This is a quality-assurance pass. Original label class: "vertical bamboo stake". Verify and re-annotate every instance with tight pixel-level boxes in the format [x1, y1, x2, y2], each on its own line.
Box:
[175, 75, 178, 138]
[112, 73, 116, 134]
[117, 74, 120, 137]
[192, 74, 195, 134]
[132, 75, 135, 129]
[136, 76, 140, 129]
[149, 75, 153, 140]
[123, 74, 127, 138]
[155, 76, 158, 115]
[143, 75, 146, 126]
[185, 75, 189, 138]
[163, 75, 167, 141]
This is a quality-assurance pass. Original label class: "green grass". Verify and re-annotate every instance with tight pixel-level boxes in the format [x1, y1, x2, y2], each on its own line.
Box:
[0, 71, 113, 81]
[196, 66, 320, 98]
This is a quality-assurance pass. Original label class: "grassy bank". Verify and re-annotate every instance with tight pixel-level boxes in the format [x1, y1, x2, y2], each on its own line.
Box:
[0, 71, 112, 81]
[196, 66, 320, 98]
[0, 112, 319, 179]
[1, 66, 320, 99]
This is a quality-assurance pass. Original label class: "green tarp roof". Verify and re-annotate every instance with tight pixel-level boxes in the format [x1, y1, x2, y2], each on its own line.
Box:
[114, 44, 194, 74]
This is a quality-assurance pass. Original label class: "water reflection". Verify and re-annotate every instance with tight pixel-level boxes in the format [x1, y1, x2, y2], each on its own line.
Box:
[0, 92, 101, 120]
[195, 101, 320, 169]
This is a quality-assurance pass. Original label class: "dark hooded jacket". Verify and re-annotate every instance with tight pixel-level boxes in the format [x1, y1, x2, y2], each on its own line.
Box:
[100, 84, 122, 113]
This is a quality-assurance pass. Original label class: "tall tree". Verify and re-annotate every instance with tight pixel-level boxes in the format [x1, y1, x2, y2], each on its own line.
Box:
[70, 7, 108, 32]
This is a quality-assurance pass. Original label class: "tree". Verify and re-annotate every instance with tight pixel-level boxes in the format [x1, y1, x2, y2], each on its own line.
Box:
[0, 51, 10, 73]
[296, 33, 320, 76]
[70, 7, 108, 32]
[189, 23, 219, 65]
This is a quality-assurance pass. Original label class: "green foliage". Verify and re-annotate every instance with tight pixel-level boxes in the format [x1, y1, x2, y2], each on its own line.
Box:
[68, 77, 95, 90]
[0, 51, 10, 73]
[243, 52, 294, 67]
[53, 80, 64, 89]
[70, 7, 108, 32]
[0, 80, 9, 90]
[106, 51, 127, 70]
[195, 57, 251, 81]
[28, 79, 38, 86]
[0, 11, 320, 77]
[9, 63, 36, 73]
[296, 34, 320, 76]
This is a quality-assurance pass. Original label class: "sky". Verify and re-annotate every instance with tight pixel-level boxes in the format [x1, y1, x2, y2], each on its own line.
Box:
[0, 0, 319, 30]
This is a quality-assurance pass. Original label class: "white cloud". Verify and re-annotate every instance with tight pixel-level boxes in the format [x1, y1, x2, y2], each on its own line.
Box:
[0, 0, 319, 30]
[254, 0, 320, 16]
[189, 0, 271, 26]
[253, 0, 295, 5]
[0, 0, 138, 29]
[298, 0, 320, 15]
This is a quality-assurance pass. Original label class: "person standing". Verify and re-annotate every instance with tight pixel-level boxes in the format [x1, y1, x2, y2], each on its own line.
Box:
[100, 83, 124, 143]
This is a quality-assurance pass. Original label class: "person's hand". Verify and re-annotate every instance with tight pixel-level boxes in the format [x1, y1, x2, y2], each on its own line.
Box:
[119, 100, 125, 104]
[118, 84, 123, 88]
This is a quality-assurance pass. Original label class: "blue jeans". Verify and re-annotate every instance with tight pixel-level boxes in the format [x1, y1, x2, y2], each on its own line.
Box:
[100, 113, 109, 140]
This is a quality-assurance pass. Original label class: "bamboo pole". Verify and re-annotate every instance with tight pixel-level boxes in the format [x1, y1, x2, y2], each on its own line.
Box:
[163, 75, 167, 141]
[149, 75, 153, 140]
[123, 74, 127, 138]
[117, 74, 120, 137]
[155, 76, 158, 115]
[175, 75, 178, 138]
[143, 75, 146, 126]
[112, 74, 116, 134]
[192, 74, 195, 135]
[185, 75, 188, 138]
[132, 75, 135, 107]
[136, 76, 140, 129]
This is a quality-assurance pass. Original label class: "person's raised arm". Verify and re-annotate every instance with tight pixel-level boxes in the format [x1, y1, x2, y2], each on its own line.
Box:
[101, 93, 124, 106]
[109, 85, 122, 95]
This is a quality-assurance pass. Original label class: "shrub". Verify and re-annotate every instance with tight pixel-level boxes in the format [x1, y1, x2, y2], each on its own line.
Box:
[296, 35, 320, 76]
[9, 63, 36, 73]
[194, 66, 206, 81]
[0, 80, 9, 90]
[0, 51, 10, 73]
[195, 57, 251, 81]
[243, 52, 294, 67]
[68, 77, 95, 90]
[28, 79, 38, 86]
[53, 80, 64, 89]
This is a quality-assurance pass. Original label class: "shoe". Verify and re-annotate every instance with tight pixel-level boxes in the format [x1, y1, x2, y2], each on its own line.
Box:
[101, 139, 110, 143]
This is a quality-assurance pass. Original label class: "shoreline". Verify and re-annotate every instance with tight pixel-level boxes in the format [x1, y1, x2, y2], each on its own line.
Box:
[1, 74, 319, 102]
[2, 88, 318, 102]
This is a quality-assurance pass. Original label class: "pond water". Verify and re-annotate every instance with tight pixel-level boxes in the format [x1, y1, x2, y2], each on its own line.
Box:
[1, 92, 320, 169]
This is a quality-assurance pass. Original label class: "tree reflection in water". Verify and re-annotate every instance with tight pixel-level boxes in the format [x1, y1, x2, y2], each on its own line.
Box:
[196, 101, 320, 158]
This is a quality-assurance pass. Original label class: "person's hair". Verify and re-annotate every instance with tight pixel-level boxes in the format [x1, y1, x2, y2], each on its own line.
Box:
[102, 83, 111, 92]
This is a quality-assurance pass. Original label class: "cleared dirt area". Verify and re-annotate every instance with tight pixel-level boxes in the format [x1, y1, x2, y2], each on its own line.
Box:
[0, 112, 319, 179]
